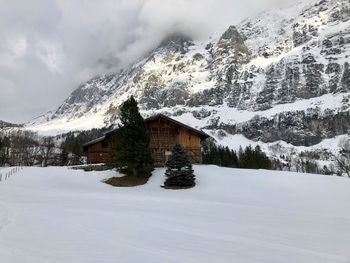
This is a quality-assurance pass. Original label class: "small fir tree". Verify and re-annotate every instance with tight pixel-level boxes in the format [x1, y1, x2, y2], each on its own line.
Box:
[164, 144, 195, 188]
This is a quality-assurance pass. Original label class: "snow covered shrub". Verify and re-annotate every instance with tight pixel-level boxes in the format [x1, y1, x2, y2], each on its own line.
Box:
[164, 144, 195, 188]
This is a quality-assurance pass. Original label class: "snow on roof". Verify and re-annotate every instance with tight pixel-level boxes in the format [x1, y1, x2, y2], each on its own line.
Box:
[83, 114, 210, 148]
[144, 114, 210, 139]
[83, 136, 107, 148]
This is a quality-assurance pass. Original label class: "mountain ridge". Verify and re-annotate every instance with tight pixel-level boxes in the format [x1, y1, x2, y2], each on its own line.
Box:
[27, 0, 350, 158]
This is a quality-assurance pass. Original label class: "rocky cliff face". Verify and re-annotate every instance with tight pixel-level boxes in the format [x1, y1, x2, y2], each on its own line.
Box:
[28, 0, 350, 154]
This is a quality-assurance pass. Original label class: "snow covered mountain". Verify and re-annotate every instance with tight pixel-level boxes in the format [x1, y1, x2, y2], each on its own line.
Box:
[0, 120, 22, 129]
[28, 0, 350, 155]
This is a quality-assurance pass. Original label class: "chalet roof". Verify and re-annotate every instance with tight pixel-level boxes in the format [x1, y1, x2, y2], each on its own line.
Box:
[144, 114, 210, 139]
[83, 136, 106, 148]
[83, 114, 210, 148]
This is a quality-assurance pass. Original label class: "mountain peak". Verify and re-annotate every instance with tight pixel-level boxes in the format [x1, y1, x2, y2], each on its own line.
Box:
[28, 0, 350, 155]
[156, 34, 193, 54]
[215, 25, 252, 64]
[220, 26, 243, 41]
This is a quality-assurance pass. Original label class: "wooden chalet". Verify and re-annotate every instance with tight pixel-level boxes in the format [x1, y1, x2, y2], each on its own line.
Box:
[146, 114, 209, 165]
[83, 114, 209, 166]
[82, 133, 114, 164]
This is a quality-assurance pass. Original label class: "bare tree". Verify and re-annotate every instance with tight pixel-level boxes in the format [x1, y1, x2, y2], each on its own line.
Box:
[0, 129, 40, 166]
[40, 137, 57, 166]
[333, 139, 350, 177]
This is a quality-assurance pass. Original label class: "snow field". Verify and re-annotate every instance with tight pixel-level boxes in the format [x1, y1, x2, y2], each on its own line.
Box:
[0, 166, 349, 263]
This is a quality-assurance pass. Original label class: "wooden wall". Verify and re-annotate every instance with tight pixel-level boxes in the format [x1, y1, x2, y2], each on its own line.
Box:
[178, 127, 203, 163]
[86, 137, 113, 164]
[147, 118, 203, 165]
[86, 117, 205, 165]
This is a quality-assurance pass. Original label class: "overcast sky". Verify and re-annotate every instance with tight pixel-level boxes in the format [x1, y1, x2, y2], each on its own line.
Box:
[0, 0, 302, 123]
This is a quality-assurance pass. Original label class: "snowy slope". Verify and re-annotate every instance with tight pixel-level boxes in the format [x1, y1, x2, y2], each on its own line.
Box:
[0, 166, 349, 263]
[26, 0, 350, 158]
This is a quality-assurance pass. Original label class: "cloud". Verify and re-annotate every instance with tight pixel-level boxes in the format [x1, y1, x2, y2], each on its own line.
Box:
[0, 0, 302, 123]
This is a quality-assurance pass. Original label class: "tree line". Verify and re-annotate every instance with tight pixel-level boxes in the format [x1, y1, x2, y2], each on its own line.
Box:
[202, 142, 272, 170]
[1, 100, 349, 178]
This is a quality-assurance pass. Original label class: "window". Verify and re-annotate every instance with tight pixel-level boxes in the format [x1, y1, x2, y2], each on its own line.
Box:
[101, 141, 108, 148]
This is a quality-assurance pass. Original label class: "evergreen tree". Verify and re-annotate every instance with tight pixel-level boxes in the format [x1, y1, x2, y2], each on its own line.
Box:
[111, 96, 154, 177]
[253, 145, 272, 169]
[221, 146, 239, 167]
[164, 144, 195, 188]
[239, 145, 254, 168]
[239, 145, 272, 169]
[60, 135, 83, 165]
[238, 146, 244, 163]
[59, 143, 69, 166]
[202, 141, 239, 168]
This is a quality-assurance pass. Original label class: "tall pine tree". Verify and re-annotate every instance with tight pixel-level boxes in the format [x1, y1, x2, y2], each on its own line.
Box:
[111, 96, 154, 177]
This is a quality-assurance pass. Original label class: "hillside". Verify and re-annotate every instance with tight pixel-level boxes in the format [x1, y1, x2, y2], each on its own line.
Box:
[0, 120, 22, 129]
[26, 0, 350, 159]
[0, 165, 349, 262]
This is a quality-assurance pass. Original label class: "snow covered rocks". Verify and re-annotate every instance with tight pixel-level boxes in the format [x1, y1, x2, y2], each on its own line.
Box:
[25, 0, 350, 172]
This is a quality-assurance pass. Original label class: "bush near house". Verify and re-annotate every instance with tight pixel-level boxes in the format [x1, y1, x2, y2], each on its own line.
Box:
[164, 144, 195, 189]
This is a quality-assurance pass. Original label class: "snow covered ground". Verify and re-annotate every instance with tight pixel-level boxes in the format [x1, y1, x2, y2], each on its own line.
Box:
[0, 166, 349, 263]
